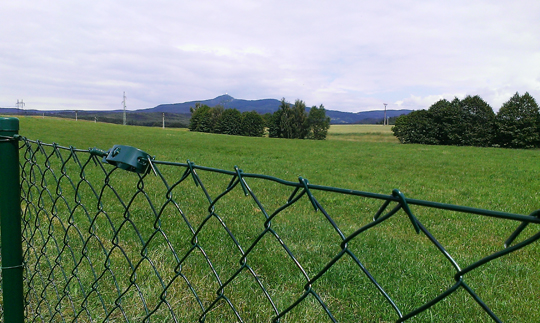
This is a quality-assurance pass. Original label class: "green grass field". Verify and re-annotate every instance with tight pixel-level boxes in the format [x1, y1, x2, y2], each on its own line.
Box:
[327, 124, 397, 143]
[7, 116, 540, 322]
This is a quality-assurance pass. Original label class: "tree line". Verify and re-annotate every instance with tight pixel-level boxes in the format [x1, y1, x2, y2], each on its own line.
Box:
[189, 98, 330, 140]
[392, 92, 540, 148]
[189, 104, 265, 137]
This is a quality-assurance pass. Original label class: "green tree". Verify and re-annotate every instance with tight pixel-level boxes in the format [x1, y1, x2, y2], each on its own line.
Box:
[241, 111, 265, 137]
[269, 98, 330, 140]
[188, 103, 201, 131]
[428, 98, 462, 145]
[459, 95, 495, 147]
[269, 98, 314, 139]
[209, 105, 225, 133]
[267, 110, 281, 138]
[262, 113, 273, 128]
[269, 98, 293, 138]
[189, 104, 213, 132]
[308, 104, 330, 140]
[291, 99, 310, 139]
[189, 102, 202, 114]
[279, 99, 294, 138]
[427, 96, 494, 146]
[216, 108, 242, 135]
[495, 92, 540, 148]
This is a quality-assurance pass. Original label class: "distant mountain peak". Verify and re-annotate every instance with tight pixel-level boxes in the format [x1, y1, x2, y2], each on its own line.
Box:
[215, 94, 234, 100]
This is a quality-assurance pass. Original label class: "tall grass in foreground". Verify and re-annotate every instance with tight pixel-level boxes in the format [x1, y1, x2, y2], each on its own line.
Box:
[8, 117, 540, 322]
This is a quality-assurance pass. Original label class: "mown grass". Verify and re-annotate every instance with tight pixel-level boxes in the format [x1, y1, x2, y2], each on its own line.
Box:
[328, 124, 394, 134]
[327, 124, 397, 143]
[8, 116, 540, 322]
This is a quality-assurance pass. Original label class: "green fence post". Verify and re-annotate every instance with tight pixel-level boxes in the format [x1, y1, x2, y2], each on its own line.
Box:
[0, 117, 24, 322]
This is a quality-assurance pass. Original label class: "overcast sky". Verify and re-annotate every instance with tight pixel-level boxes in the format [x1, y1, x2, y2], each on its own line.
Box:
[1, 0, 539, 112]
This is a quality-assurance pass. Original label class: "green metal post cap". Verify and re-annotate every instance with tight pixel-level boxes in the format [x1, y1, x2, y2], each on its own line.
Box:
[102, 145, 153, 174]
[0, 117, 19, 132]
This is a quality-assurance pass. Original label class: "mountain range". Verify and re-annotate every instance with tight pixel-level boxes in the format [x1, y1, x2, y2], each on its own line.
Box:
[140, 94, 412, 124]
[1, 94, 412, 124]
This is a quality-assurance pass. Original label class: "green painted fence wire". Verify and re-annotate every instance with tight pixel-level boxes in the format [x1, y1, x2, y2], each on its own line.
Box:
[1, 136, 539, 322]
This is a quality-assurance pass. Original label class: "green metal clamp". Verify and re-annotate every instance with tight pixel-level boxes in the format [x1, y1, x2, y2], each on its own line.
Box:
[102, 145, 153, 174]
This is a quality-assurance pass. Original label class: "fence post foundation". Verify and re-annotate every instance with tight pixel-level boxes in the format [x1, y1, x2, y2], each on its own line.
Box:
[0, 117, 24, 322]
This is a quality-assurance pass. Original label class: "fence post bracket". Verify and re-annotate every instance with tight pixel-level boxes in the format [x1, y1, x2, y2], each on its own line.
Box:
[102, 144, 154, 174]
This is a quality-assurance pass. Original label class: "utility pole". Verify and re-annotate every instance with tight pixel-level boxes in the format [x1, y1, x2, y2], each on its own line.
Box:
[162, 113, 165, 129]
[122, 92, 127, 126]
[383, 103, 387, 126]
[16, 99, 25, 115]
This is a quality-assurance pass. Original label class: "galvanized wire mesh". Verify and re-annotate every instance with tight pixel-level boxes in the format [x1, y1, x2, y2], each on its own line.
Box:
[2, 137, 540, 322]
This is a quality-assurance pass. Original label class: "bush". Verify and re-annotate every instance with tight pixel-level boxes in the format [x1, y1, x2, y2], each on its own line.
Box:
[392, 110, 439, 144]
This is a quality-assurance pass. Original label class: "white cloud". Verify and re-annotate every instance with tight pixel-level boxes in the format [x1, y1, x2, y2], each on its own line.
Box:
[1, 0, 539, 112]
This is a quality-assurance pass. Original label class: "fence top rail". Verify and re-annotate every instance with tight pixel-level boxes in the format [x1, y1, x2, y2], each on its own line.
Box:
[154, 160, 539, 223]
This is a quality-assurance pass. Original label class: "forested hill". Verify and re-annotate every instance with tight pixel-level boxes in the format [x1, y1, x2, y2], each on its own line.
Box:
[139, 95, 280, 114]
[139, 94, 412, 124]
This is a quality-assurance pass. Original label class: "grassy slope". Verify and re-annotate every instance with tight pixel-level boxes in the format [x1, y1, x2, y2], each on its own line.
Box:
[12, 117, 540, 322]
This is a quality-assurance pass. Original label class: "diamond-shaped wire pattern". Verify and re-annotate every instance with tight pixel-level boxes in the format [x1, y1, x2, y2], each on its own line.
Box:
[0, 137, 539, 322]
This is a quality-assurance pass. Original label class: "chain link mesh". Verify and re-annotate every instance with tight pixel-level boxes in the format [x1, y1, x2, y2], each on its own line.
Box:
[1, 137, 539, 322]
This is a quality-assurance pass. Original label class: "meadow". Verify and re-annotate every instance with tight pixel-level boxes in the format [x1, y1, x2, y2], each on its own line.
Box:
[7, 116, 540, 322]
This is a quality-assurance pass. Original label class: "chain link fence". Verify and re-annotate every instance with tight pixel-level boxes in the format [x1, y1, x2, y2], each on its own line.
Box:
[1, 121, 539, 322]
